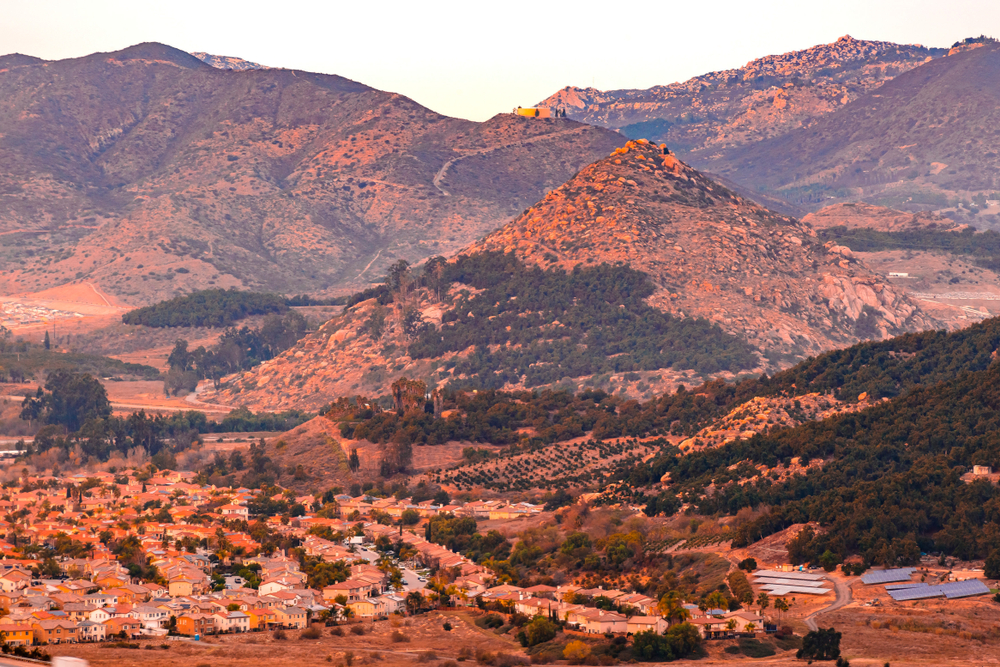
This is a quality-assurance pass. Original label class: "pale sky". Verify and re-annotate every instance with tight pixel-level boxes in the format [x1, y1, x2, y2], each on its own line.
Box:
[2, 0, 998, 121]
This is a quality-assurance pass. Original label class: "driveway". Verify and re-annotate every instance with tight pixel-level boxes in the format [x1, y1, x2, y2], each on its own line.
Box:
[805, 576, 854, 631]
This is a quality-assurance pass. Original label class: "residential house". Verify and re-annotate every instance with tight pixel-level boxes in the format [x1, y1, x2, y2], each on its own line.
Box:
[219, 505, 249, 521]
[0, 623, 32, 646]
[104, 617, 142, 639]
[31, 619, 78, 644]
[129, 605, 170, 629]
[274, 606, 307, 629]
[77, 620, 107, 643]
[246, 607, 276, 631]
[177, 613, 216, 637]
[626, 616, 669, 635]
[0, 569, 31, 592]
[566, 609, 627, 634]
[215, 610, 250, 633]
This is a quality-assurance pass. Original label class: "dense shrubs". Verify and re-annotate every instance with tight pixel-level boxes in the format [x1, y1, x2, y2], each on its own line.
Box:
[631, 624, 701, 661]
[660, 363, 1000, 564]
[408, 252, 757, 388]
[123, 288, 288, 327]
[797, 628, 841, 661]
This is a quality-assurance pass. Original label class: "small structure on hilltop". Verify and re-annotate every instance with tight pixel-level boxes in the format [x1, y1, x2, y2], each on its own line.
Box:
[513, 106, 566, 118]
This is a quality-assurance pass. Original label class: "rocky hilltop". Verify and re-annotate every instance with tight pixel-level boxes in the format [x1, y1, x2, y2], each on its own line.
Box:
[191, 52, 267, 71]
[208, 141, 939, 412]
[540, 36, 942, 153]
[469, 140, 936, 357]
[0, 43, 623, 304]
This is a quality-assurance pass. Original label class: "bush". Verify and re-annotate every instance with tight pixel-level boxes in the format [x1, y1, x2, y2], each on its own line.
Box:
[273, 628, 287, 640]
[443, 621, 453, 631]
[797, 628, 841, 661]
[738, 638, 776, 658]
[516, 616, 557, 647]
[632, 624, 702, 662]
[476, 614, 505, 629]
[564, 640, 592, 664]
[330, 626, 345, 636]
[493, 654, 529, 667]
[301, 625, 322, 639]
[738, 557, 758, 571]
[350, 625, 366, 635]
[391, 630, 411, 643]
[986, 549, 1000, 579]
[418, 651, 438, 662]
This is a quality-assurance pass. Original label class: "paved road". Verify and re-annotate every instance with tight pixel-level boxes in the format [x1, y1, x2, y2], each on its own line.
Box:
[357, 547, 426, 592]
[805, 577, 853, 631]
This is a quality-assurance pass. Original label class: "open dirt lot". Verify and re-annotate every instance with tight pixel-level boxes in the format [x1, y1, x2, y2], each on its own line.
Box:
[47, 611, 520, 667]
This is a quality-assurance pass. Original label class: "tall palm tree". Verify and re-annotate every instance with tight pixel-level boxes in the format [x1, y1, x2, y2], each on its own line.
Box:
[705, 590, 728, 614]
[773, 597, 789, 625]
[657, 591, 691, 625]
[405, 590, 423, 615]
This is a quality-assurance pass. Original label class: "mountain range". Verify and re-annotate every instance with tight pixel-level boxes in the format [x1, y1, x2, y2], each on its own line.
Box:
[698, 40, 1000, 214]
[0, 43, 623, 304]
[543, 36, 1000, 221]
[540, 36, 943, 154]
[208, 142, 938, 411]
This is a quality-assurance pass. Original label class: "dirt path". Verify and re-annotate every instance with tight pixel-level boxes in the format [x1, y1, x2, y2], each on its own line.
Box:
[805, 577, 853, 631]
[86, 281, 113, 307]
[432, 125, 590, 196]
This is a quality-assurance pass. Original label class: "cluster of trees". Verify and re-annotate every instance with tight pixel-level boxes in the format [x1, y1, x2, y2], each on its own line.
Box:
[424, 515, 512, 564]
[407, 252, 757, 387]
[122, 288, 289, 327]
[199, 441, 290, 489]
[19, 371, 314, 470]
[344, 388, 630, 447]
[647, 362, 1000, 565]
[631, 626, 702, 662]
[164, 310, 307, 392]
[0, 330, 159, 383]
[820, 225, 1000, 271]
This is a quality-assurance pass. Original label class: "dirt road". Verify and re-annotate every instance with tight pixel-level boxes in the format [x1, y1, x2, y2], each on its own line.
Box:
[805, 576, 853, 631]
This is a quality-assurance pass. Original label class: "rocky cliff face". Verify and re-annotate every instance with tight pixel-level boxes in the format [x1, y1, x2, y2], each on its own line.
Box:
[541, 36, 942, 154]
[468, 140, 937, 359]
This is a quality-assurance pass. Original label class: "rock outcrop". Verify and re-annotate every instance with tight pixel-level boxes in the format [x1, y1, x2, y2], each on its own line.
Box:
[468, 140, 938, 358]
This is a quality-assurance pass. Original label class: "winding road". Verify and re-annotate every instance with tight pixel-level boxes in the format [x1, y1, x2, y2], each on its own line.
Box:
[805, 576, 854, 631]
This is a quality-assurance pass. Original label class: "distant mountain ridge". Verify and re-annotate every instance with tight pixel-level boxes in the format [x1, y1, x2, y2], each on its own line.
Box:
[0, 42, 623, 304]
[698, 42, 1000, 214]
[540, 35, 944, 154]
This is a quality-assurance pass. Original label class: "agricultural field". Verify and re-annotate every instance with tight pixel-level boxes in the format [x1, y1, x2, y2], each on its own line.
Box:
[428, 437, 665, 492]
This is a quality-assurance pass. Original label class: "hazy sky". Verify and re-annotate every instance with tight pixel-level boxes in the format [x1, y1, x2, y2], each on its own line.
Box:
[2, 0, 998, 121]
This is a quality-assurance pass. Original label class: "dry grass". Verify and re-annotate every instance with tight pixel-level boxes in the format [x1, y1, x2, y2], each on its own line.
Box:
[49, 613, 520, 667]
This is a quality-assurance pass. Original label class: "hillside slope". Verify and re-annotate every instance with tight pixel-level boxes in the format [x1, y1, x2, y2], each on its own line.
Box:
[699, 42, 1000, 212]
[469, 139, 937, 359]
[803, 202, 967, 232]
[206, 141, 942, 412]
[540, 36, 942, 153]
[0, 42, 624, 304]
